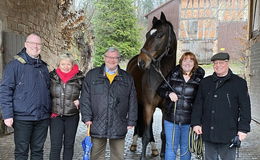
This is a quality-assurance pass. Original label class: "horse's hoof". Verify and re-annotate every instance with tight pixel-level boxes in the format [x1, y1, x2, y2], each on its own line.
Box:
[151, 149, 159, 157]
[130, 144, 137, 152]
[160, 153, 165, 159]
[140, 156, 146, 160]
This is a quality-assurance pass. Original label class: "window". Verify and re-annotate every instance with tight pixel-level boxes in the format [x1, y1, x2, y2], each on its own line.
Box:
[188, 20, 198, 35]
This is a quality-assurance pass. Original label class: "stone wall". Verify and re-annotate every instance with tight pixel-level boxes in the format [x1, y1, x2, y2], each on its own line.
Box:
[0, 0, 64, 72]
[0, 0, 65, 134]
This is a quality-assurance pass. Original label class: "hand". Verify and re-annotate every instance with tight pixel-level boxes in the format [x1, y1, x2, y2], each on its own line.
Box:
[193, 125, 203, 135]
[74, 100, 80, 109]
[237, 131, 247, 141]
[4, 118, 13, 127]
[85, 121, 92, 126]
[169, 92, 178, 102]
[127, 126, 134, 130]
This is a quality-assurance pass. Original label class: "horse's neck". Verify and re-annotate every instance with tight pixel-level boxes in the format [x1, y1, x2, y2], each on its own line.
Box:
[160, 53, 176, 76]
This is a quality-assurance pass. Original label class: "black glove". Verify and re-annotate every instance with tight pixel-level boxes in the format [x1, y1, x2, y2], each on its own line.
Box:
[229, 135, 241, 148]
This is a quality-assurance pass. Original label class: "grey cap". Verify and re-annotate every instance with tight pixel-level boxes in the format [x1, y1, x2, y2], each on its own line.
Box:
[211, 52, 230, 61]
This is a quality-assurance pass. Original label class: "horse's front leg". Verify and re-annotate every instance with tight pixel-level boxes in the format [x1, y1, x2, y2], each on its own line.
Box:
[160, 119, 166, 159]
[140, 105, 154, 160]
[140, 124, 151, 160]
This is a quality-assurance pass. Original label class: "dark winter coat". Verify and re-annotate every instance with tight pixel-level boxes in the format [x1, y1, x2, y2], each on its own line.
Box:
[157, 65, 205, 124]
[80, 64, 138, 139]
[50, 70, 84, 116]
[191, 69, 251, 143]
[0, 48, 51, 121]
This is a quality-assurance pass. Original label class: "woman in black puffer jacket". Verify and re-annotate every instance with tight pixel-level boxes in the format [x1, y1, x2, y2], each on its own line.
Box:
[49, 53, 84, 160]
[157, 52, 205, 160]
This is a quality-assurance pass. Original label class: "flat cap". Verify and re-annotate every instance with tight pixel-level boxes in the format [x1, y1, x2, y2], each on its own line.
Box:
[211, 52, 230, 61]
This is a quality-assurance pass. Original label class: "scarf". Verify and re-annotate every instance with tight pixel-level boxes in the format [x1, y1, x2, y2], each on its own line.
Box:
[56, 64, 79, 83]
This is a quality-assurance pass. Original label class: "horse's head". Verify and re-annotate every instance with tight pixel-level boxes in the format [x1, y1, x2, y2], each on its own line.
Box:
[138, 12, 177, 70]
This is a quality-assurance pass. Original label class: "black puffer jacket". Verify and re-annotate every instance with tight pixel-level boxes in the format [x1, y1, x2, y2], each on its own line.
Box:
[80, 64, 138, 139]
[50, 70, 84, 116]
[157, 65, 205, 124]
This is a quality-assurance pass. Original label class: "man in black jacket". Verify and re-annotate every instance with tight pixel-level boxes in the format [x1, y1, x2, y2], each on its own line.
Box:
[0, 33, 51, 160]
[191, 52, 251, 160]
[80, 47, 138, 160]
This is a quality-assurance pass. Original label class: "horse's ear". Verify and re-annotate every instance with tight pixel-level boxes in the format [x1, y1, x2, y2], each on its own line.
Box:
[160, 12, 167, 23]
[152, 17, 158, 25]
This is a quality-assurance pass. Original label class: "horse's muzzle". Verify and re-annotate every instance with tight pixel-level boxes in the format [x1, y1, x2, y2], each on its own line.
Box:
[138, 59, 146, 69]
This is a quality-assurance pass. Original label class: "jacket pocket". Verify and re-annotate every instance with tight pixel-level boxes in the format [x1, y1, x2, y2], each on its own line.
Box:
[92, 80, 104, 95]
[116, 81, 129, 96]
[227, 93, 231, 108]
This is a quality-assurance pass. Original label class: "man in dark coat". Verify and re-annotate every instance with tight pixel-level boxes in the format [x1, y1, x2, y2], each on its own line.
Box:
[80, 47, 138, 160]
[0, 33, 51, 160]
[191, 52, 251, 160]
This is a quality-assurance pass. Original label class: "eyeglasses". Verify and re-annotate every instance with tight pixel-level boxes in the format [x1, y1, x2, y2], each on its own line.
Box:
[213, 60, 228, 65]
[104, 55, 120, 60]
[26, 41, 42, 46]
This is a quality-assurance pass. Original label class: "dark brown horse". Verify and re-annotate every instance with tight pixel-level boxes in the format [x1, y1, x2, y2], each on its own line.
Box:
[126, 12, 177, 159]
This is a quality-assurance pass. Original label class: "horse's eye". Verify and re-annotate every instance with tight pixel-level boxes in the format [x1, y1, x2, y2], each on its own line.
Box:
[156, 33, 164, 38]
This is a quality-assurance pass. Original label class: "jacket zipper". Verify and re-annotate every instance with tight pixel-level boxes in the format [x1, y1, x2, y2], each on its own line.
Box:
[61, 83, 66, 116]
[227, 93, 231, 108]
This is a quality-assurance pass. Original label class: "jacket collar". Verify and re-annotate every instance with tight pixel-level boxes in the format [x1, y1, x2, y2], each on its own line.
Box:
[172, 65, 205, 81]
[16, 48, 47, 66]
[98, 64, 124, 80]
[212, 69, 232, 82]
[212, 69, 233, 89]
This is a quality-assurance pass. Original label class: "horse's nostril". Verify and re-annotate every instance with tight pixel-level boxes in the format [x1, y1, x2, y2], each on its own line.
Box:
[138, 60, 146, 69]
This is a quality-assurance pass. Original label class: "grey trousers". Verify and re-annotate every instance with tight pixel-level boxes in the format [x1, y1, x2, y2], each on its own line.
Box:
[204, 141, 236, 160]
[91, 137, 125, 160]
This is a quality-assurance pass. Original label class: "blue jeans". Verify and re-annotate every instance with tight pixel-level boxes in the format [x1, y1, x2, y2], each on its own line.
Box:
[164, 120, 191, 160]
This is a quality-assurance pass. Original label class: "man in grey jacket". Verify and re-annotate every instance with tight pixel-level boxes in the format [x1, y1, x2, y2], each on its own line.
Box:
[80, 47, 138, 160]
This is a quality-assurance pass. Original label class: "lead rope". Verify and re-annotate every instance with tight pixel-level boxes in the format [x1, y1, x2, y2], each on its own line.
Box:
[171, 102, 189, 157]
[188, 128, 203, 159]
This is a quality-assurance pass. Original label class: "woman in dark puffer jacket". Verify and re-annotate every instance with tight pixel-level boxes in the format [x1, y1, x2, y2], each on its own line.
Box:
[157, 52, 205, 160]
[49, 53, 84, 160]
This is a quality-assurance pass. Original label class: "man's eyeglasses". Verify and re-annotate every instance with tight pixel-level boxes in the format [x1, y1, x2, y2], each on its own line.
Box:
[26, 41, 42, 46]
[213, 60, 228, 65]
[104, 55, 120, 60]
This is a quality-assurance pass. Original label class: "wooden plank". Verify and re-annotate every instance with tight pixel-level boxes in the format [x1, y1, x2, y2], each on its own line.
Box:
[2, 32, 26, 66]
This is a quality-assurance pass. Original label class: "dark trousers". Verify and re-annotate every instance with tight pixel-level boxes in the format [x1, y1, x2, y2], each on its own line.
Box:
[13, 119, 50, 160]
[204, 141, 236, 160]
[49, 114, 79, 160]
